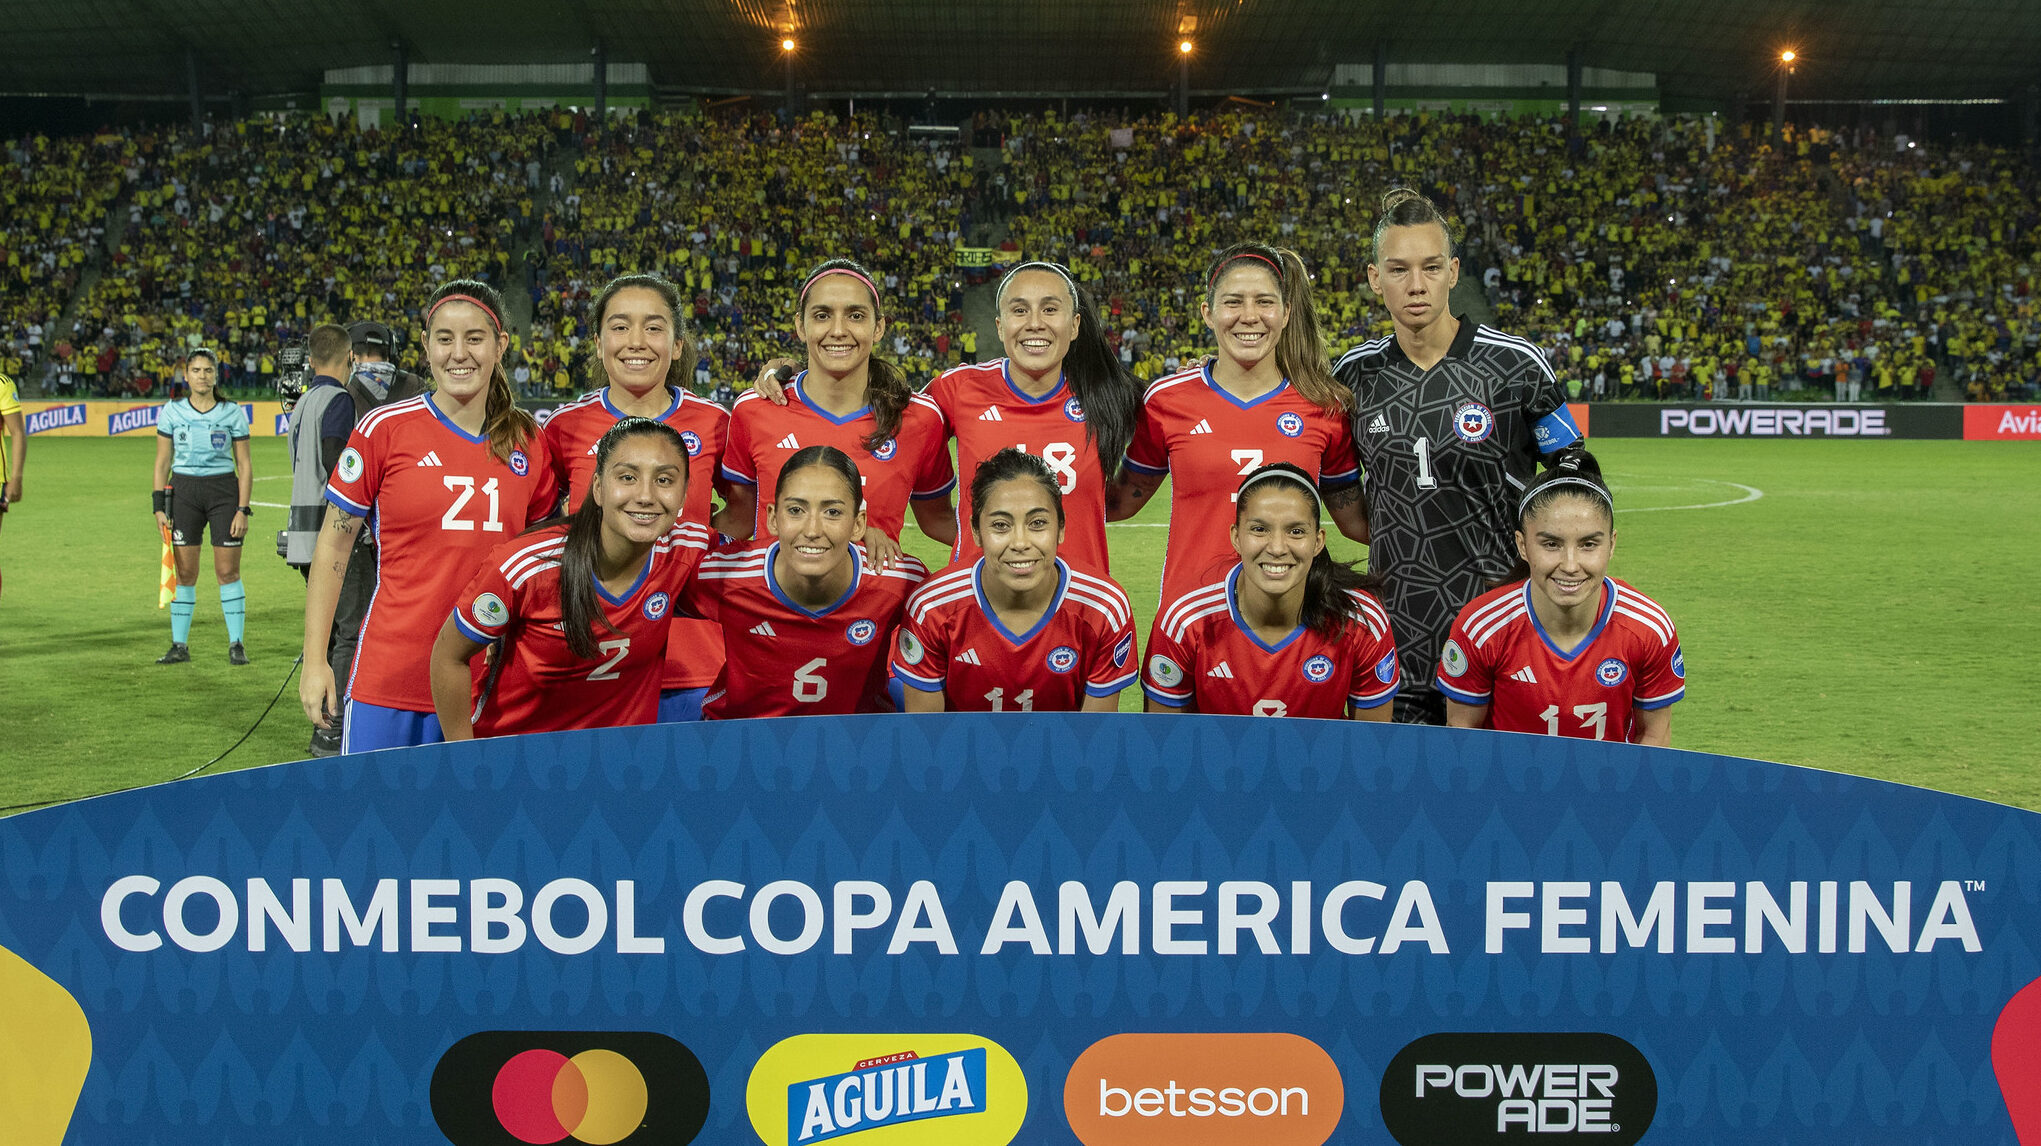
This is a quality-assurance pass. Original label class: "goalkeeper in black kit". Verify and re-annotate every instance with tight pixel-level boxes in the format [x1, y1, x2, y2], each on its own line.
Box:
[1334, 189, 1584, 725]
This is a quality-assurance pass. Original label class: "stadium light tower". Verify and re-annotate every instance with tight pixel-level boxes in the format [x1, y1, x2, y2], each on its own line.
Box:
[1177, 39, 1193, 118]
[782, 36, 797, 119]
[1774, 48, 1797, 140]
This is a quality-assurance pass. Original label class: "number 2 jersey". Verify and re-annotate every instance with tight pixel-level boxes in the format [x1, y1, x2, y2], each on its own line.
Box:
[890, 558, 1138, 710]
[450, 520, 712, 735]
[1434, 577, 1684, 742]
[922, 360, 1112, 572]
[1122, 362, 1360, 603]
[682, 541, 928, 718]
[325, 395, 558, 712]
[1142, 566, 1400, 718]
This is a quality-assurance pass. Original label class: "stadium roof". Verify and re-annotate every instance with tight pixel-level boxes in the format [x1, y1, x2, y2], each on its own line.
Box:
[4, 0, 2037, 106]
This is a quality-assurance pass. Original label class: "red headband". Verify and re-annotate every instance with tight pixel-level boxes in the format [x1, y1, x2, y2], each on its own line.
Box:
[427, 292, 503, 333]
[1210, 252, 1283, 287]
[799, 267, 881, 309]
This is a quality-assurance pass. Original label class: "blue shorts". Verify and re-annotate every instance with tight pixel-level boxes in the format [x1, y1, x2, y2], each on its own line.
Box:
[343, 700, 444, 754]
[657, 687, 708, 723]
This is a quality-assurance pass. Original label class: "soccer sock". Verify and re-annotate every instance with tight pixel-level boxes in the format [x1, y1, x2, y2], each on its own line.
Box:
[219, 580, 246, 644]
[171, 584, 196, 644]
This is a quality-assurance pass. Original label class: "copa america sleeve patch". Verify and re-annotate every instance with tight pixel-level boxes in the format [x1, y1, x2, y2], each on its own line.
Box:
[898, 630, 925, 666]
[336, 447, 364, 483]
[1441, 639, 1469, 677]
[1148, 654, 1184, 688]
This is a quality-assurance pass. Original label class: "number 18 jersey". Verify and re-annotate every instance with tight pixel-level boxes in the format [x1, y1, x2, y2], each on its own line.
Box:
[325, 395, 558, 712]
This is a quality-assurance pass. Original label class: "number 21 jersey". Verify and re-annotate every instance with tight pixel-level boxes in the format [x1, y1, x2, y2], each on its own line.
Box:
[326, 395, 558, 712]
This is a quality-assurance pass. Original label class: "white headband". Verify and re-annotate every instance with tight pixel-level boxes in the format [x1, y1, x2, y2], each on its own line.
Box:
[1236, 467, 1321, 516]
[1519, 475, 1613, 520]
[998, 260, 1080, 308]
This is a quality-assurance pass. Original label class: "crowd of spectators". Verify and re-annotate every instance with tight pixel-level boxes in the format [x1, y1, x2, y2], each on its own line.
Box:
[4, 103, 2036, 403]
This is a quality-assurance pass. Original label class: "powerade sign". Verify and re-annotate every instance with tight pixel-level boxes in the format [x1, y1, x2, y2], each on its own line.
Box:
[1585, 402, 1962, 439]
[24, 403, 85, 434]
[4, 715, 2041, 1143]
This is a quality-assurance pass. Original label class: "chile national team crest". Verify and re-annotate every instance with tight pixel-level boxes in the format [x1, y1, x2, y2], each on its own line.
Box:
[680, 430, 703, 456]
[1596, 657, 1630, 686]
[870, 439, 898, 462]
[846, 619, 878, 646]
[1276, 411, 1304, 438]
[1063, 396, 1085, 422]
[1302, 654, 1336, 684]
[1046, 646, 1079, 674]
[508, 449, 530, 476]
[644, 592, 671, 621]
[1452, 402, 1495, 443]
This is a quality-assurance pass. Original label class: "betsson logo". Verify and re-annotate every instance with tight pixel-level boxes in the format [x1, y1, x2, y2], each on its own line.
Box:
[1380, 1033, 1656, 1143]
[1064, 1033, 1344, 1145]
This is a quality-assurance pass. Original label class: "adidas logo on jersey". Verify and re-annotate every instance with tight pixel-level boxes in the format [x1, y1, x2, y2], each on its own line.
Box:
[1207, 662, 1235, 678]
[978, 406, 1003, 421]
[957, 648, 982, 665]
[750, 621, 778, 637]
[1367, 414, 1390, 434]
[1510, 666, 1538, 683]
[416, 451, 444, 467]
[1189, 419, 1213, 435]
[776, 434, 800, 449]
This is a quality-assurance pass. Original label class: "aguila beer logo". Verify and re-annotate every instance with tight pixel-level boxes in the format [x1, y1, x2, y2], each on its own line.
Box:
[746, 1034, 1026, 1146]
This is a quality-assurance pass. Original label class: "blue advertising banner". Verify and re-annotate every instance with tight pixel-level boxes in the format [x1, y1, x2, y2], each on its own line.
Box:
[2, 714, 2038, 1145]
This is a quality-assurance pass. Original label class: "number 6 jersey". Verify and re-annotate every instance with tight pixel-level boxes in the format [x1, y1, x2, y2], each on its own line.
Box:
[683, 541, 927, 718]
[324, 394, 558, 713]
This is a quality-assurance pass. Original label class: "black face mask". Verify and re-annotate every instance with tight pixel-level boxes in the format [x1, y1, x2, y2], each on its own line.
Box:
[351, 360, 396, 400]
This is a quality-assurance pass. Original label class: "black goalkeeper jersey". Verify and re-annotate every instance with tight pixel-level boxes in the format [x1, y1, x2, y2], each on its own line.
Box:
[1334, 317, 1579, 717]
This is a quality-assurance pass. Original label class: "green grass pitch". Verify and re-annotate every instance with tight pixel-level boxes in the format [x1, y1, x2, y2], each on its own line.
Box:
[2, 436, 2035, 813]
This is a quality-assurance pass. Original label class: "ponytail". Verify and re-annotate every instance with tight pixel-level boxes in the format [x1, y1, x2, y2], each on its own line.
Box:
[1205, 244, 1350, 417]
[1235, 462, 1384, 638]
[426, 278, 535, 464]
[555, 417, 691, 660]
[797, 258, 909, 453]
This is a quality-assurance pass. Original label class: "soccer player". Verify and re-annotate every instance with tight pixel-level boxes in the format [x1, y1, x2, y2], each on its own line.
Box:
[542, 272, 735, 722]
[150, 349, 253, 665]
[1435, 449, 1682, 745]
[1143, 463, 1399, 720]
[300, 280, 557, 753]
[0, 368, 23, 599]
[430, 419, 712, 738]
[891, 449, 1138, 712]
[684, 445, 927, 718]
[1108, 244, 1369, 603]
[723, 258, 956, 567]
[1335, 189, 1584, 726]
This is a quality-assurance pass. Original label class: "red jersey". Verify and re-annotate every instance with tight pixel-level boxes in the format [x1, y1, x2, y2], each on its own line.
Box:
[890, 558, 1138, 711]
[1122, 362, 1361, 603]
[1435, 577, 1685, 742]
[542, 385, 732, 692]
[684, 541, 928, 718]
[923, 360, 1111, 572]
[326, 395, 557, 712]
[1142, 567, 1400, 718]
[721, 376, 955, 542]
[450, 520, 712, 735]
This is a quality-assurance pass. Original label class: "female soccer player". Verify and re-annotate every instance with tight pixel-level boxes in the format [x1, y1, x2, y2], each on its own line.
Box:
[430, 418, 712, 738]
[1109, 244, 1369, 602]
[1143, 463, 1399, 720]
[151, 348, 253, 665]
[891, 449, 1138, 712]
[542, 272, 735, 721]
[759, 261, 1139, 574]
[723, 258, 956, 567]
[300, 279, 557, 753]
[1435, 449, 1683, 745]
[684, 445, 927, 718]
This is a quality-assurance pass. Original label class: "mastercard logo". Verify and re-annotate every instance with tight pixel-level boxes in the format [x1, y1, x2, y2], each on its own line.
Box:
[431, 1031, 709, 1146]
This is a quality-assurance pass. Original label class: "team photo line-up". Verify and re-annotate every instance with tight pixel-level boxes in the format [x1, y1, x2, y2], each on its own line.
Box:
[161, 188, 1679, 755]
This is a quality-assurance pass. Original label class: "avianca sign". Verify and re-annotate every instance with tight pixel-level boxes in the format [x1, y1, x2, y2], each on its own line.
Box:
[1965, 405, 2041, 440]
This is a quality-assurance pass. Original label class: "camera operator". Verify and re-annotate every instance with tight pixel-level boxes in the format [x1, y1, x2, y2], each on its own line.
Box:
[283, 320, 428, 755]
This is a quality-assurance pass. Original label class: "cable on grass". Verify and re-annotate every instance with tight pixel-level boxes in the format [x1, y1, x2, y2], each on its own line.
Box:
[0, 656, 303, 816]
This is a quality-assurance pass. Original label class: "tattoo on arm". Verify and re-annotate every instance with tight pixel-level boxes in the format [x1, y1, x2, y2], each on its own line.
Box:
[1325, 484, 1361, 511]
[328, 514, 361, 535]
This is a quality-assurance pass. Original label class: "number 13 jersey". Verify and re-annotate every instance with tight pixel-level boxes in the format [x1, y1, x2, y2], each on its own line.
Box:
[325, 395, 558, 712]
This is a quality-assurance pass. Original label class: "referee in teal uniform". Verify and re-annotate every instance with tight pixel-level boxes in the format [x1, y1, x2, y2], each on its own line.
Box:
[151, 348, 254, 665]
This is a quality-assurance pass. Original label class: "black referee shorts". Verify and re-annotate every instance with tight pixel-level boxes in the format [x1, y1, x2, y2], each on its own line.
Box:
[170, 472, 242, 548]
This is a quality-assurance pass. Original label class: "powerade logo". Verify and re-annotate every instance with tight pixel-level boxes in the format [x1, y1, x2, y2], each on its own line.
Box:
[746, 1035, 1026, 1146]
[25, 404, 85, 433]
[1659, 407, 1888, 437]
[108, 406, 159, 435]
[1380, 1033, 1655, 1144]
[429, 1030, 709, 1145]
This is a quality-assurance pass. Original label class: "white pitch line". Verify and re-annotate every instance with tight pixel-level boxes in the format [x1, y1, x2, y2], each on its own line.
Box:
[1615, 479, 1765, 514]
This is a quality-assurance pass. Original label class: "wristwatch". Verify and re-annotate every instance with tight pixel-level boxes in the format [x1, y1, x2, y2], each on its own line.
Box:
[237, 506, 253, 516]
